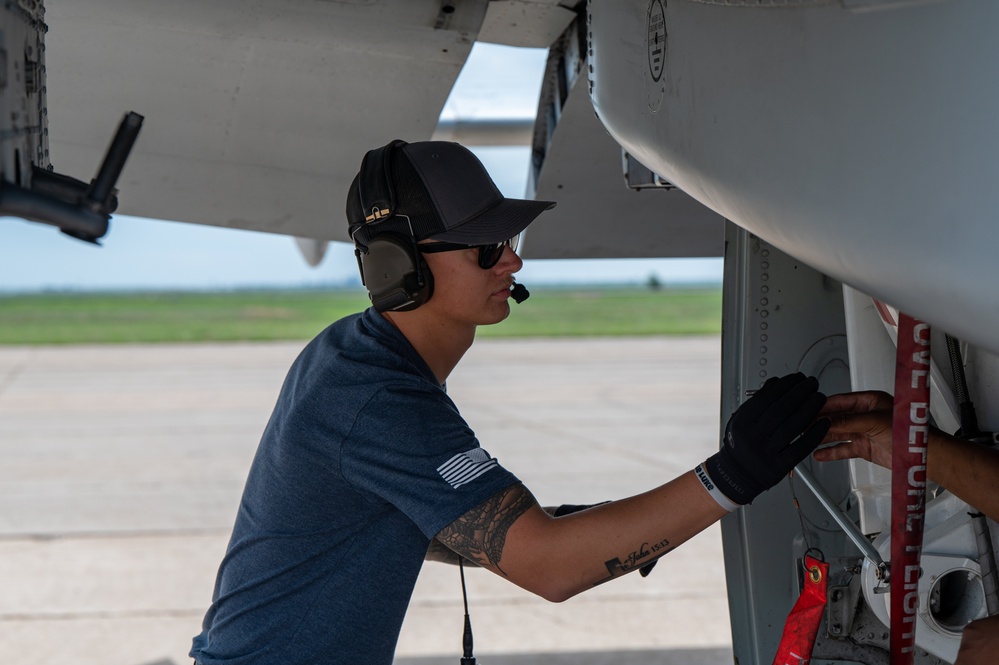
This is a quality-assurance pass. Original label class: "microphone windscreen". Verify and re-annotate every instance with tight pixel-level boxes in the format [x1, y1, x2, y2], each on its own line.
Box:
[511, 283, 530, 304]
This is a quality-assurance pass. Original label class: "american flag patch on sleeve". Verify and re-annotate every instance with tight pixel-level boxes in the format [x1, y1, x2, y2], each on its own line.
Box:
[437, 448, 499, 489]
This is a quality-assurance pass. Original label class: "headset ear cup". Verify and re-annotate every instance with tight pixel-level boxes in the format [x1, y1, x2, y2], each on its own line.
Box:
[360, 234, 431, 312]
[397, 254, 432, 310]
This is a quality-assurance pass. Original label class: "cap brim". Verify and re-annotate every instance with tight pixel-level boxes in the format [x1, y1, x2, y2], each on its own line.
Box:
[429, 198, 556, 245]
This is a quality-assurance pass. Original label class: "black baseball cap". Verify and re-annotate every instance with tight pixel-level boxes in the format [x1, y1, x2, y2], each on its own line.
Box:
[347, 140, 556, 248]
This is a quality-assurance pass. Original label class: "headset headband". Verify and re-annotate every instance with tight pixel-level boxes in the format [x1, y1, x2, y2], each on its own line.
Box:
[352, 139, 432, 312]
[357, 139, 407, 226]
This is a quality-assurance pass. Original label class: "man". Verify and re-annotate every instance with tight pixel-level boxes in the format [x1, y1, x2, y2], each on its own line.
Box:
[190, 139, 829, 665]
[817, 390, 999, 665]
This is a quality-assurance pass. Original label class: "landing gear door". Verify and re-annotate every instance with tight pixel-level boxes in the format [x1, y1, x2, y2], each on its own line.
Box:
[719, 221, 852, 664]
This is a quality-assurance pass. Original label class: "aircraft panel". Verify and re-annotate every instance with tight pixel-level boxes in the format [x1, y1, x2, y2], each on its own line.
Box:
[526, 83, 724, 259]
[588, 0, 999, 355]
[477, 0, 578, 49]
[523, 13, 724, 259]
[43, 0, 489, 241]
[719, 222, 857, 664]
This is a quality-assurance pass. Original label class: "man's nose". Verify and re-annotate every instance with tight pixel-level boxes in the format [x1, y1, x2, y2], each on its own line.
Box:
[496, 244, 523, 272]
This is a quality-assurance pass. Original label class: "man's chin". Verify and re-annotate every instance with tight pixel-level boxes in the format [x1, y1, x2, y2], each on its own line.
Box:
[481, 303, 511, 326]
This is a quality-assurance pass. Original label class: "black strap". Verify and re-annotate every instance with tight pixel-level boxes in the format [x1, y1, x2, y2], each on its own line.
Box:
[458, 557, 476, 664]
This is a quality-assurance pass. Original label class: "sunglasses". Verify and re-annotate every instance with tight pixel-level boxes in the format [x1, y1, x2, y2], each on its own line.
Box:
[418, 235, 520, 269]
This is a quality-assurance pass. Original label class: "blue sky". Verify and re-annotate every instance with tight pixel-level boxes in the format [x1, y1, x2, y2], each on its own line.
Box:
[0, 44, 721, 293]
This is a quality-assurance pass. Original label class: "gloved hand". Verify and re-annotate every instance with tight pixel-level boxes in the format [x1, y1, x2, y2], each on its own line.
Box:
[704, 373, 829, 506]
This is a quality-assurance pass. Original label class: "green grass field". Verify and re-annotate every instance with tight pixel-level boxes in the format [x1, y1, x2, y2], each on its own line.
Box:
[0, 287, 722, 344]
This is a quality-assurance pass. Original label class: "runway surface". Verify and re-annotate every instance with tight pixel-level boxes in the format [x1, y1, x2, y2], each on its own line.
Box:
[0, 336, 730, 664]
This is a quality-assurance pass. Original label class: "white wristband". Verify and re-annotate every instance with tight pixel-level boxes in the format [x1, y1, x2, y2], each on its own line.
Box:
[694, 463, 741, 512]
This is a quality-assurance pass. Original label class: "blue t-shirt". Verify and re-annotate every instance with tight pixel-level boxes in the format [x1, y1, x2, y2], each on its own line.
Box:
[191, 308, 519, 665]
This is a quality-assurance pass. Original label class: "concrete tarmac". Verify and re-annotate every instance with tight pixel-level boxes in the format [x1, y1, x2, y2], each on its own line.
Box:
[0, 336, 731, 665]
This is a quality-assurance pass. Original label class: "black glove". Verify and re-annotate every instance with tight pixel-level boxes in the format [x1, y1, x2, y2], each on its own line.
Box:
[705, 373, 829, 506]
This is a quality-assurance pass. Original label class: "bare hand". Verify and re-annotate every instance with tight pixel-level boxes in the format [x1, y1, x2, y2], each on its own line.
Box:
[812, 391, 894, 469]
[955, 615, 999, 665]
[816, 393, 999, 523]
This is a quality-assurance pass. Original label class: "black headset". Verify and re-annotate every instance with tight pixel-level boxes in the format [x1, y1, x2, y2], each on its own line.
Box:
[351, 140, 434, 312]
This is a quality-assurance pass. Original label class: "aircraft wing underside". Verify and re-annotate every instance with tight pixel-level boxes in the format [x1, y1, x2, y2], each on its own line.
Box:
[36, 0, 723, 261]
[43, 0, 489, 243]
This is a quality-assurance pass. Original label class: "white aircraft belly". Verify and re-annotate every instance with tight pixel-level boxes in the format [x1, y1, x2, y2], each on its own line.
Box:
[589, 0, 999, 353]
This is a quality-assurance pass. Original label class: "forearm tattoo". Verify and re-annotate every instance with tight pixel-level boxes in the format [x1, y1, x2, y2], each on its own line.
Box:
[596, 537, 673, 586]
[436, 483, 535, 575]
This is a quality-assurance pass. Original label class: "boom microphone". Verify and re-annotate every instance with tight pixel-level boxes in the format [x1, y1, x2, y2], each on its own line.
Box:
[510, 281, 530, 304]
